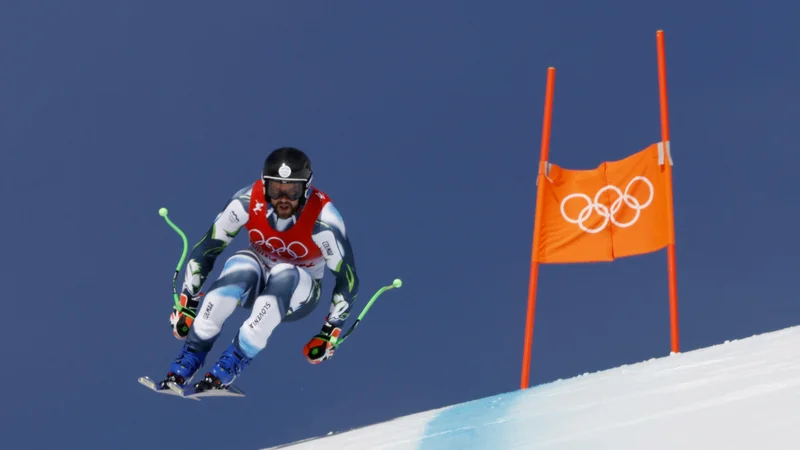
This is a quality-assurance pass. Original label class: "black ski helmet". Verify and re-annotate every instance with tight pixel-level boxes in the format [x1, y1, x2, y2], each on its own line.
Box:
[261, 147, 314, 207]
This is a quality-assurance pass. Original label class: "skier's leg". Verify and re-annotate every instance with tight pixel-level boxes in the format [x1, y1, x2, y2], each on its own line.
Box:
[186, 250, 266, 350]
[238, 262, 321, 353]
[198, 263, 321, 389]
[162, 250, 266, 387]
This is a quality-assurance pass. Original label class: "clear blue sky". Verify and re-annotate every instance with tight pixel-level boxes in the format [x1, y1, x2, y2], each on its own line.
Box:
[3, 1, 798, 449]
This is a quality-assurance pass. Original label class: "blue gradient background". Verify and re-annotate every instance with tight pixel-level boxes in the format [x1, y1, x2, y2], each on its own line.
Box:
[2, 1, 798, 449]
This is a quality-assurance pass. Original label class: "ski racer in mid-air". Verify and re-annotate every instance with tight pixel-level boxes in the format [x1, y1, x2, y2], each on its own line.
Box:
[158, 147, 360, 393]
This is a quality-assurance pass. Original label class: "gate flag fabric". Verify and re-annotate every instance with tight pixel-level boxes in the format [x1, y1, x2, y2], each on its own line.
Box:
[535, 142, 673, 263]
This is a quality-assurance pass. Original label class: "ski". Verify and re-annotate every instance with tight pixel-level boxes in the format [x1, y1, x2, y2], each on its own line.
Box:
[138, 376, 200, 401]
[165, 381, 246, 399]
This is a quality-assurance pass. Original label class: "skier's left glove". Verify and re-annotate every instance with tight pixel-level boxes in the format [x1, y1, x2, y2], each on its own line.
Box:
[303, 320, 342, 364]
[170, 290, 202, 340]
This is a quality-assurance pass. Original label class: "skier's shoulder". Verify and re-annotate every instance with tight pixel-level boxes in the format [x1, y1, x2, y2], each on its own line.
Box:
[309, 187, 347, 237]
[230, 181, 259, 204]
[229, 180, 264, 209]
[217, 182, 258, 225]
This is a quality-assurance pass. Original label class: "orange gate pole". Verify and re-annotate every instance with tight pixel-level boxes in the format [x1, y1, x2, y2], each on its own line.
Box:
[656, 30, 680, 354]
[521, 66, 556, 389]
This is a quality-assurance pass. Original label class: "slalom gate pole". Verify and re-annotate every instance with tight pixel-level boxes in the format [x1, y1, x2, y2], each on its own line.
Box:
[521, 66, 556, 389]
[656, 30, 680, 354]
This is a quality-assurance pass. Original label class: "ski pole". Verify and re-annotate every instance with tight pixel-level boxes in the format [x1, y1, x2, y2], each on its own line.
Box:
[158, 207, 196, 318]
[333, 278, 403, 348]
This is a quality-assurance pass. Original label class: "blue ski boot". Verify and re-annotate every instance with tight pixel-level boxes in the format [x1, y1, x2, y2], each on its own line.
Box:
[159, 342, 207, 389]
[194, 343, 252, 392]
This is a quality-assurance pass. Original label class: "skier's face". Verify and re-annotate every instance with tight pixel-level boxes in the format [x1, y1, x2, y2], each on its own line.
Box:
[265, 180, 302, 218]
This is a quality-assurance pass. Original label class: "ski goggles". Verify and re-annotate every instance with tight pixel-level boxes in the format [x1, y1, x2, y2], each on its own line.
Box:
[265, 179, 304, 201]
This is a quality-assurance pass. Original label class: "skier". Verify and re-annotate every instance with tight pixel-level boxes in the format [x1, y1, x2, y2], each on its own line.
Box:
[159, 147, 360, 392]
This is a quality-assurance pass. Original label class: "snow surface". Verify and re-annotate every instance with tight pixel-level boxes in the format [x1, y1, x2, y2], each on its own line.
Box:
[262, 325, 800, 449]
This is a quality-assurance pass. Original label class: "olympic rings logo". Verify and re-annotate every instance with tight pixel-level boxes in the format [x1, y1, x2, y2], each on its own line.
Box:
[560, 176, 654, 234]
[249, 230, 309, 259]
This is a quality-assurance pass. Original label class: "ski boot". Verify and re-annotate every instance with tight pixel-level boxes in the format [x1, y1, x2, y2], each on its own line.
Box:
[194, 343, 252, 392]
[159, 342, 207, 389]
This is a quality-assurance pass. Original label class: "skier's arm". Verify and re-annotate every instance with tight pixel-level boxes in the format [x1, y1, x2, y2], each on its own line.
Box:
[312, 202, 360, 328]
[182, 185, 251, 296]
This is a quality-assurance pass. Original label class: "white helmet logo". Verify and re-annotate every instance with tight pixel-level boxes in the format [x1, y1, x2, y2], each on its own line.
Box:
[278, 163, 292, 178]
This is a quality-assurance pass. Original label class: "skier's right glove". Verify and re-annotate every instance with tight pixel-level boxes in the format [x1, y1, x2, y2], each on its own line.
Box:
[170, 290, 202, 340]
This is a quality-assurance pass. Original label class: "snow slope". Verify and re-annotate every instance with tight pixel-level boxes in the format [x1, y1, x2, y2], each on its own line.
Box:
[262, 325, 800, 449]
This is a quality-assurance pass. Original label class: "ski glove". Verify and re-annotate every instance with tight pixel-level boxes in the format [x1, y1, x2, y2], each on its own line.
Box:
[170, 290, 202, 340]
[303, 320, 342, 364]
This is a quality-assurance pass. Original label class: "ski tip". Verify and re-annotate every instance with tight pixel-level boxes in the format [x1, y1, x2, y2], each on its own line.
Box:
[138, 376, 157, 389]
[138, 376, 193, 399]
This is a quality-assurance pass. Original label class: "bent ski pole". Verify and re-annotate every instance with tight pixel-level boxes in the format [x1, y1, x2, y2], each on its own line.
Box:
[158, 207, 195, 318]
[333, 278, 403, 348]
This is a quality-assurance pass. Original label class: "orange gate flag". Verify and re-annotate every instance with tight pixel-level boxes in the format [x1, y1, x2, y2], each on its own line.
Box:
[535, 142, 674, 263]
